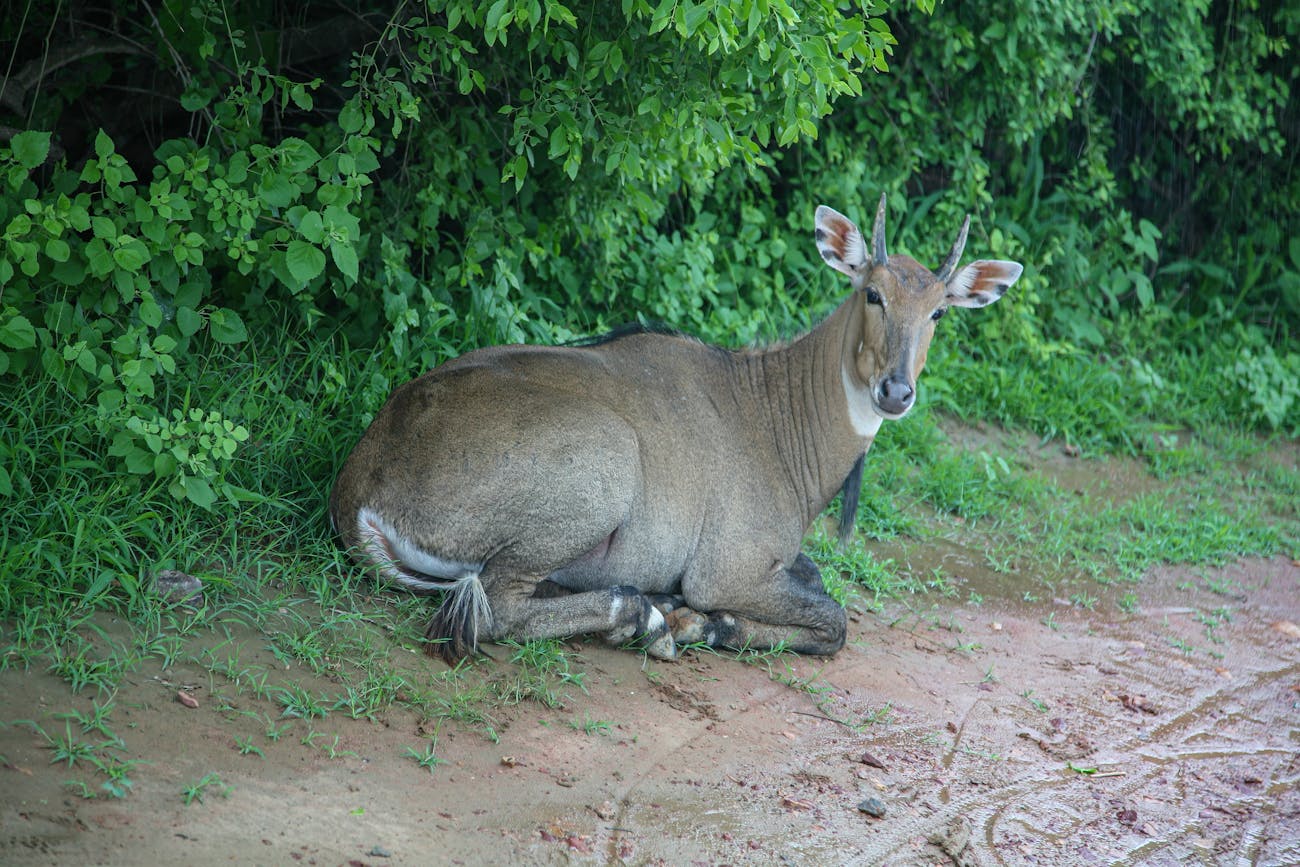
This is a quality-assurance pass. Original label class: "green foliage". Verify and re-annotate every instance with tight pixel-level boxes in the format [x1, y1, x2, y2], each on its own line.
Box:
[0, 118, 369, 509]
[0, 0, 1296, 635]
[181, 772, 231, 806]
[0, 0, 908, 524]
[1229, 341, 1300, 432]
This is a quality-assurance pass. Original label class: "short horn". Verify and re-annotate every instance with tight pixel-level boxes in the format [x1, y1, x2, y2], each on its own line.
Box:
[870, 192, 888, 265]
[935, 214, 971, 283]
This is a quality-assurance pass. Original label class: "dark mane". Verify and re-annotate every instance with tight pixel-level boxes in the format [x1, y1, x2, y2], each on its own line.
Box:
[565, 322, 685, 347]
[566, 322, 740, 356]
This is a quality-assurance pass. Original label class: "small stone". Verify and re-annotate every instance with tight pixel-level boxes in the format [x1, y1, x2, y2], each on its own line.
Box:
[367, 845, 392, 858]
[858, 797, 887, 818]
[856, 751, 887, 770]
[151, 569, 203, 606]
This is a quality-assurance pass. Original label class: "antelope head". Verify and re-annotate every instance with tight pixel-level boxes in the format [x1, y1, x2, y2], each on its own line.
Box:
[816, 193, 1024, 422]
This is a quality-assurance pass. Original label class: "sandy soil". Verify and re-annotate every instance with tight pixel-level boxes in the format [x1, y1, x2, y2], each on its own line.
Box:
[2, 553, 1298, 866]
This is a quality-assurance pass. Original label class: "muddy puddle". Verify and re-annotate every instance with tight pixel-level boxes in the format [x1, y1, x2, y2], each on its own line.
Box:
[2, 554, 1298, 866]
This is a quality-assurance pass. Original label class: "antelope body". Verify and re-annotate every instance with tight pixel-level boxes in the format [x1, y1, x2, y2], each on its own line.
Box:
[330, 196, 1023, 662]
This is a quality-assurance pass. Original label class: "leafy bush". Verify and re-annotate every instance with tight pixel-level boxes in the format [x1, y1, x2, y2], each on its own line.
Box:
[0, 0, 1296, 622]
[1, 0, 903, 509]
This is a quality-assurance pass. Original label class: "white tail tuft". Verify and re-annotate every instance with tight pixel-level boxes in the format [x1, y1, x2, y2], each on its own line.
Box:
[356, 506, 493, 655]
[440, 572, 491, 653]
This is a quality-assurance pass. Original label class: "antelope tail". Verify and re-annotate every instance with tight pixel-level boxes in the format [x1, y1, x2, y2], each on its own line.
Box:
[355, 506, 491, 661]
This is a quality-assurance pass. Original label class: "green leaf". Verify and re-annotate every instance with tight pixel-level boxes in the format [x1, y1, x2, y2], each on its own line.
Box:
[486, 0, 509, 31]
[86, 239, 114, 276]
[338, 100, 365, 134]
[226, 151, 250, 184]
[1134, 273, 1155, 307]
[0, 311, 36, 349]
[278, 138, 321, 174]
[124, 446, 155, 475]
[91, 215, 117, 239]
[176, 306, 203, 337]
[97, 388, 124, 414]
[208, 308, 249, 344]
[139, 295, 164, 328]
[258, 172, 297, 208]
[113, 239, 151, 272]
[299, 211, 325, 244]
[180, 85, 213, 112]
[331, 242, 359, 283]
[10, 130, 51, 169]
[183, 477, 217, 509]
[44, 237, 71, 262]
[682, 2, 710, 35]
[153, 452, 178, 478]
[0, 465, 12, 497]
[94, 130, 115, 161]
[289, 84, 313, 111]
[285, 240, 326, 285]
[75, 345, 98, 375]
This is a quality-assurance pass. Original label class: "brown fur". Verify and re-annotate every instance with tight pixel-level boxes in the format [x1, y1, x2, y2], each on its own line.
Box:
[330, 197, 1023, 661]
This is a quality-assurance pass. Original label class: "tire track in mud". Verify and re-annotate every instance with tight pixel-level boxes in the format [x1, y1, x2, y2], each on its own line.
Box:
[844, 636, 1300, 866]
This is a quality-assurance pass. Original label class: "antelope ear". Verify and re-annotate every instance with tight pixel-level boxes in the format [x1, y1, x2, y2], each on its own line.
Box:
[815, 205, 868, 277]
[946, 260, 1024, 308]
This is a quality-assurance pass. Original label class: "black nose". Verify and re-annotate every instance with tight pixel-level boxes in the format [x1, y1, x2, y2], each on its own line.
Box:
[877, 375, 915, 415]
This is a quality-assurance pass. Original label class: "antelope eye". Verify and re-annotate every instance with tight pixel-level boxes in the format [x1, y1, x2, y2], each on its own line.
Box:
[865, 288, 883, 305]
[931, 308, 947, 321]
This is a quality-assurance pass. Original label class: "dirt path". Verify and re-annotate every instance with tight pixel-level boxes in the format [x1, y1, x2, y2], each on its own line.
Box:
[2, 556, 1298, 866]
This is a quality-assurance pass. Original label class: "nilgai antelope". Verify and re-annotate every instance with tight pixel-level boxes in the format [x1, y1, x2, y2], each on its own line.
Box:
[330, 195, 1023, 662]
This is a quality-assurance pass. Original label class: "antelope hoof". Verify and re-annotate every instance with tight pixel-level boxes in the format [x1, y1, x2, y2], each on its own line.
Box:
[666, 606, 709, 645]
[639, 624, 678, 661]
[625, 605, 677, 660]
[606, 591, 677, 660]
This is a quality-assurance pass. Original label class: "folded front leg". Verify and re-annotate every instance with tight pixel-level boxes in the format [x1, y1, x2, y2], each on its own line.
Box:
[426, 572, 677, 660]
[678, 554, 847, 655]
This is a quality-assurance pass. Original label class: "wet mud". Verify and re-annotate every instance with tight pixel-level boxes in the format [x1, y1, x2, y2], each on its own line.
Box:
[2, 553, 1298, 866]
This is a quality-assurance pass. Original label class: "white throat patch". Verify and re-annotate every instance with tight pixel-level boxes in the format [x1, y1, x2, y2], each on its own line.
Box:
[841, 362, 884, 439]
